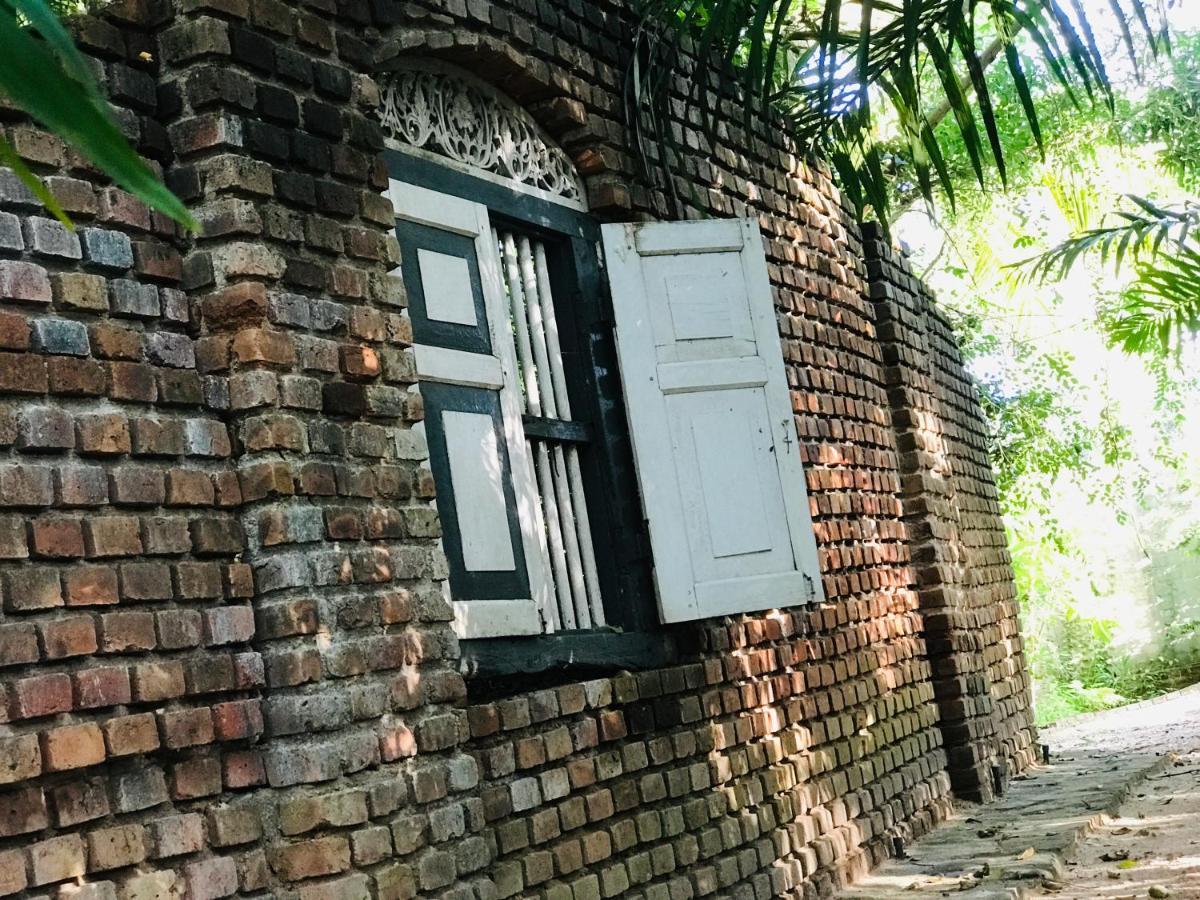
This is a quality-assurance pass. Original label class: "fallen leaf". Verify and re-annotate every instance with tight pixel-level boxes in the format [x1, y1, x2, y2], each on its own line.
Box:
[1016, 847, 1035, 860]
[1149, 886, 1170, 899]
[1100, 850, 1129, 862]
[1117, 859, 1138, 869]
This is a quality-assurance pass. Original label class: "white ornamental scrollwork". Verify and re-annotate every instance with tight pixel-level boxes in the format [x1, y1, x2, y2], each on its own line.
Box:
[380, 66, 585, 204]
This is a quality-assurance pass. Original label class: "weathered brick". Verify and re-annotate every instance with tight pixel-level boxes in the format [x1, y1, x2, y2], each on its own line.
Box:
[80, 228, 134, 270]
[25, 217, 81, 259]
[28, 834, 86, 886]
[40, 723, 105, 772]
[0, 260, 52, 303]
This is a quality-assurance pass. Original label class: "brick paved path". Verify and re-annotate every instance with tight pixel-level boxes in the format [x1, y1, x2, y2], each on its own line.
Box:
[837, 685, 1200, 899]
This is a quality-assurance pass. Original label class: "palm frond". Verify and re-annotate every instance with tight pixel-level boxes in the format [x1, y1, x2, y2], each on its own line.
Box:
[0, 0, 195, 229]
[631, 0, 1168, 225]
[1105, 245, 1200, 355]
[1013, 197, 1200, 284]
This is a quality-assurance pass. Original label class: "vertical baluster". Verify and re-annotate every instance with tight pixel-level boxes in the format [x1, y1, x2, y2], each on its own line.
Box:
[533, 242, 605, 625]
[519, 238, 593, 629]
[500, 232, 572, 630]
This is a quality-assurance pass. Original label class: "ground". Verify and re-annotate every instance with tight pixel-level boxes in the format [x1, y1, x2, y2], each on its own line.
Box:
[837, 685, 1200, 899]
[1033, 686, 1200, 899]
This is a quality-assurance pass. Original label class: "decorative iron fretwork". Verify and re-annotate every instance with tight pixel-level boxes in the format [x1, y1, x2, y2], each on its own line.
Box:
[380, 65, 585, 203]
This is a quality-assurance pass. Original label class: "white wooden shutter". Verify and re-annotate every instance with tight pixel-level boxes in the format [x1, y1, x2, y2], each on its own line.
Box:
[391, 180, 551, 638]
[601, 218, 824, 623]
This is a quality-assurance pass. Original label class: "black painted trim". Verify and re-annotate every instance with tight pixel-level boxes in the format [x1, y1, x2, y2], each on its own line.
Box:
[394, 219, 492, 356]
[421, 381, 531, 602]
[459, 630, 679, 679]
[386, 148, 662, 668]
[387, 149, 598, 241]
[521, 415, 591, 444]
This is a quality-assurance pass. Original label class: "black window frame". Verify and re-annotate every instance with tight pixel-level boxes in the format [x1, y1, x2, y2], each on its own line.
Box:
[386, 150, 674, 677]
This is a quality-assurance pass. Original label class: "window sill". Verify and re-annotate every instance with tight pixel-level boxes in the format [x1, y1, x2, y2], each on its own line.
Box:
[459, 628, 677, 681]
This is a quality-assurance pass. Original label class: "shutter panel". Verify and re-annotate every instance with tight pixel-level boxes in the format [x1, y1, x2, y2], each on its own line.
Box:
[391, 180, 552, 638]
[601, 218, 824, 623]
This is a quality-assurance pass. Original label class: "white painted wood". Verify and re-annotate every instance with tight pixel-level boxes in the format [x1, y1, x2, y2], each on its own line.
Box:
[443, 410, 518, 572]
[518, 236, 592, 628]
[414, 345, 504, 389]
[500, 230, 574, 627]
[416, 248, 478, 325]
[389, 180, 480, 235]
[454, 598, 542, 638]
[533, 244, 604, 623]
[602, 217, 825, 624]
[393, 180, 554, 637]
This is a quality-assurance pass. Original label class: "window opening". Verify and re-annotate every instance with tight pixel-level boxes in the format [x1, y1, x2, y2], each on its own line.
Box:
[494, 227, 605, 630]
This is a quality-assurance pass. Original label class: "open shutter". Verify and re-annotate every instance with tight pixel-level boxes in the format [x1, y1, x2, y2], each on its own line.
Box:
[391, 180, 551, 638]
[601, 218, 824, 623]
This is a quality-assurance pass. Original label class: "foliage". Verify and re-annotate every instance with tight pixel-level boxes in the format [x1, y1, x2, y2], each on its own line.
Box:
[899, 21, 1200, 724]
[0, 0, 194, 228]
[632, 0, 1165, 226]
[1018, 196, 1200, 355]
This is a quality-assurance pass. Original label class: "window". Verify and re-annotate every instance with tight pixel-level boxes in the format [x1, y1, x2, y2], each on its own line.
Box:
[382, 64, 823, 668]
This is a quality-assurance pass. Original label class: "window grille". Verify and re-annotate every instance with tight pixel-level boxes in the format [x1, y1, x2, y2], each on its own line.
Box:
[494, 229, 605, 630]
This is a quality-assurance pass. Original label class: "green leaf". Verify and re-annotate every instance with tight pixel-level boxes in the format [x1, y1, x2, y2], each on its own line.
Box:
[0, 135, 68, 225]
[0, 7, 197, 230]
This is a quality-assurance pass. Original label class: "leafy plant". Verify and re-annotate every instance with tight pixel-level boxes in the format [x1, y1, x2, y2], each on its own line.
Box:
[1017, 196, 1200, 355]
[0, 0, 194, 229]
[631, 0, 1167, 227]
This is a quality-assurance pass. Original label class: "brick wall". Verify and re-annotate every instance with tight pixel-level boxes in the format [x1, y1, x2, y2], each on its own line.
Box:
[863, 225, 1038, 801]
[0, 1, 1032, 899]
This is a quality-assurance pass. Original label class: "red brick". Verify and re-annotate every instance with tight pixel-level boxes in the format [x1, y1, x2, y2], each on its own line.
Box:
[0, 312, 30, 350]
[64, 566, 119, 606]
[104, 713, 160, 757]
[77, 413, 131, 455]
[270, 836, 351, 881]
[31, 518, 85, 558]
[48, 358, 106, 396]
[40, 723, 105, 772]
[212, 699, 264, 741]
[171, 757, 222, 800]
[166, 469, 215, 506]
[0, 351, 47, 393]
[232, 328, 296, 366]
[158, 707, 215, 749]
[98, 611, 156, 653]
[223, 750, 266, 789]
[10, 673, 72, 719]
[340, 344, 380, 380]
[133, 241, 183, 281]
[108, 361, 157, 402]
[0, 260, 52, 304]
[40, 615, 97, 659]
[51, 778, 110, 827]
[74, 666, 131, 709]
[200, 282, 268, 332]
[89, 322, 142, 359]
